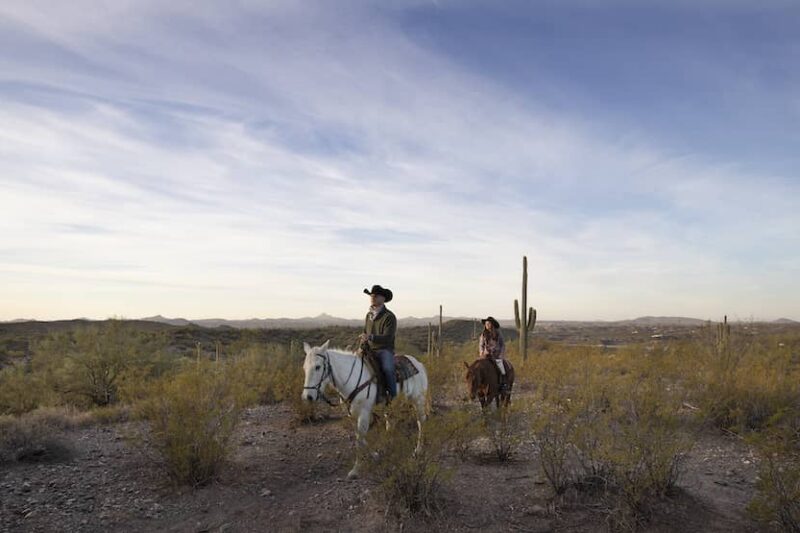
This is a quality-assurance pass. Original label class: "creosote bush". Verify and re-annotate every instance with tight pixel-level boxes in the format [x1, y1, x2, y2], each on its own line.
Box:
[439, 406, 483, 461]
[138, 363, 243, 486]
[748, 410, 800, 532]
[363, 398, 454, 517]
[529, 347, 694, 526]
[483, 404, 527, 462]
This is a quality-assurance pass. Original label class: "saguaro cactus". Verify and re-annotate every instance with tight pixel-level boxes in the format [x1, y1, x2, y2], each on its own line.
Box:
[716, 315, 731, 355]
[438, 304, 443, 357]
[514, 255, 537, 360]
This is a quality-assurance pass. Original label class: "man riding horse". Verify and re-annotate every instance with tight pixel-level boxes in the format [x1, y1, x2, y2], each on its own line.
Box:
[358, 284, 397, 401]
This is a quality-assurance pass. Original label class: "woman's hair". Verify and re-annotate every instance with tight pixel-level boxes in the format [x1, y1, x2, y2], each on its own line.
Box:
[481, 326, 499, 340]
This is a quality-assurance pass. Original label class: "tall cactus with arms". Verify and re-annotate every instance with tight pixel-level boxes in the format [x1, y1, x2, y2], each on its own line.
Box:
[514, 255, 537, 360]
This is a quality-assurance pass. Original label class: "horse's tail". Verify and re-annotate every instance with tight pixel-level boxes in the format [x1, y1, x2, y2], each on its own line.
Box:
[403, 354, 430, 415]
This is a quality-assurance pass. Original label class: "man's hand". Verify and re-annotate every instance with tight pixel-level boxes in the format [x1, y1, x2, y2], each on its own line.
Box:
[358, 333, 369, 344]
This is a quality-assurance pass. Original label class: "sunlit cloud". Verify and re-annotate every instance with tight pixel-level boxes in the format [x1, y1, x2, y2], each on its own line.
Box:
[1, 1, 798, 321]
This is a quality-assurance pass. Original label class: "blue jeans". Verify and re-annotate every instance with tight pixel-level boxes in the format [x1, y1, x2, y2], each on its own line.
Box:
[375, 349, 397, 398]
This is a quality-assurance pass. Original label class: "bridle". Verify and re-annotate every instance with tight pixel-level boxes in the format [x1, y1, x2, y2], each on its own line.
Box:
[303, 350, 340, 406]
[303, 349, 367, 409]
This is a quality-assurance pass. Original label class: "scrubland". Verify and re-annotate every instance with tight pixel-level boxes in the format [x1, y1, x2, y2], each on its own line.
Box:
[1, 320, 798, 531]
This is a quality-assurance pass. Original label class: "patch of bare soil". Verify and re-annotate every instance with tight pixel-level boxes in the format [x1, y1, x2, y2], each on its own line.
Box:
[0, 404, 762, 532]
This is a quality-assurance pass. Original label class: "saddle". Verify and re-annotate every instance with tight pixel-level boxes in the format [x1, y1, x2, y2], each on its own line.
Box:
[494, 359, 513, 392]
[359, 345, 419, 402]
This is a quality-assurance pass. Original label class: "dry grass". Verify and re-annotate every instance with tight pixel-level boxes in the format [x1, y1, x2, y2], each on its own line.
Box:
[0, 409, 73, 463]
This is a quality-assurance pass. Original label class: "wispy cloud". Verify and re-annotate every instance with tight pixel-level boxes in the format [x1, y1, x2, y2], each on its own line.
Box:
[1, 1, 797, 320]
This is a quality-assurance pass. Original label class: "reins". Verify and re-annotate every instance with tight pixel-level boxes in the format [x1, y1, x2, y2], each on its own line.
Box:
[302, 351, 341, 407]
[303, 349, 374, 411]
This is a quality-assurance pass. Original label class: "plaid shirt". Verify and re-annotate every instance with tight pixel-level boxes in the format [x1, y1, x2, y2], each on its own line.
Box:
[479, 332, 506, 359]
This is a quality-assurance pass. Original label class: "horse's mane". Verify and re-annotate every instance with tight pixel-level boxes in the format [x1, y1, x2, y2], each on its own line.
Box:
[326, 347, 357, 357]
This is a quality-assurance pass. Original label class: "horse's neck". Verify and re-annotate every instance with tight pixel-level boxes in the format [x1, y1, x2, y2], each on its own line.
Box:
[328, 350, 372, 395]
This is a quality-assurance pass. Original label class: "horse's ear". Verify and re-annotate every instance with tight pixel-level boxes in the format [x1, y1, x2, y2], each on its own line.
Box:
[321, 339, 331, 350]
[463, 361, 470, 369]
[303, 342, 311, 354]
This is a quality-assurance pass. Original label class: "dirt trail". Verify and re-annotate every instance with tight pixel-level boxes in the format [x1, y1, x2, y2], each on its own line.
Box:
[1, 404, 761, 532]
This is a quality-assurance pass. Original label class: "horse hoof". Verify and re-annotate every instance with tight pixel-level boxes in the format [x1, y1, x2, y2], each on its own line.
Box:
[347, 469, 359, 480]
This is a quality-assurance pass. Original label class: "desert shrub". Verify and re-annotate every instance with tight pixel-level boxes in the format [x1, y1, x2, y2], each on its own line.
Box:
[226, 342, 334, 424]
[363, 398, 454, 516]
[0, 365, 42, 415]
[87, 404, 130, 425]
[600, 406, 689, 523]
[439, 406, 484, 461]
[227, 343, 305, 406]
[28, 321, 169, 410]
[138, 363, 243, 486]
[483, 404, 527, 462]
[527, 346, 693, 527]
[748, 410, 800, 532]
[424, 343, 471, 408]
[532, 401, 580, 496]
[695, 333, 800, 432]
[0, 412, 71, 463]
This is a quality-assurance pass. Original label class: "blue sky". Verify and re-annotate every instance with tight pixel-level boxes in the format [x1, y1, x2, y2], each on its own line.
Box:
[1, 0, 798, 321]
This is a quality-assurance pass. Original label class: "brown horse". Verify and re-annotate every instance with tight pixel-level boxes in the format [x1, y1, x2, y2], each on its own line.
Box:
[463, 358, 515, 409]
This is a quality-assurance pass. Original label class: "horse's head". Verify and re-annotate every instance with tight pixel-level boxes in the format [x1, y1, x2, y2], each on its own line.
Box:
[463, 361, 479, 401]
[301, 340, 331, 402]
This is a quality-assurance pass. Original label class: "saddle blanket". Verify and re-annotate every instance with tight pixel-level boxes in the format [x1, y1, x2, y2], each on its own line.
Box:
[394, 354, 420, 382]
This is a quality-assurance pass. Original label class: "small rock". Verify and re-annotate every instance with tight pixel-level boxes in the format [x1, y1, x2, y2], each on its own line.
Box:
[527, 504, 547, 516]
[260, 489, 272, 497]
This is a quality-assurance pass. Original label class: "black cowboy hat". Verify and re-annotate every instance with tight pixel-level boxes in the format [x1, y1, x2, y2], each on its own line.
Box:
[363, 284, 393, 302]
[481, 316, 500, 329]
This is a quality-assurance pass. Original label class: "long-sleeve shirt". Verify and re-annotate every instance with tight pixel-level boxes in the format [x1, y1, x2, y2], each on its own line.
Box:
[364, 306, 397, 351]
[479, 332, 505, 359]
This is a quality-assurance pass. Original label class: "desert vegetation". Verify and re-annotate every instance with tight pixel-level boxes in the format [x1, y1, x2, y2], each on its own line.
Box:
[1, 318, 799, 531]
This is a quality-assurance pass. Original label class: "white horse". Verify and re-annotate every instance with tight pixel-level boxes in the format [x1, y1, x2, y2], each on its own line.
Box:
[301, 340, 428, 479]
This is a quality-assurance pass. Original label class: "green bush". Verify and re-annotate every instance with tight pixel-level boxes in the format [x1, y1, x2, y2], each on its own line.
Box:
[138, 364, 243, 486]
[532, 401, 580, 496]
[24, 321, 170, 411]
[748, 410, 800, 532]
[693, 330, 800, 432]
[440, 406, 484, 461]
[528, 348, 693, 526]
[363, 398, 454, 516]
[483, 404, 527, 462]
[0, 365, 41, 415]
[227, 343, 304, 406]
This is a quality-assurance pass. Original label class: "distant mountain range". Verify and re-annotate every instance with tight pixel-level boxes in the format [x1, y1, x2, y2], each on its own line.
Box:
[131, 314, 796, 330]
[3, 314, 795, 330]
[138, 313, 468, 329]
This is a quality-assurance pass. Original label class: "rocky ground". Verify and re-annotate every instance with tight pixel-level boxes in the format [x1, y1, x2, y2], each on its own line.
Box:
[1, 403, 762, 532]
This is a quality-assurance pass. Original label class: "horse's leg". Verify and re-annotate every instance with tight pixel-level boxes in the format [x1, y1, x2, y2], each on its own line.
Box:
[413, 393, 427, 455]
[348, 407, 371, 479]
